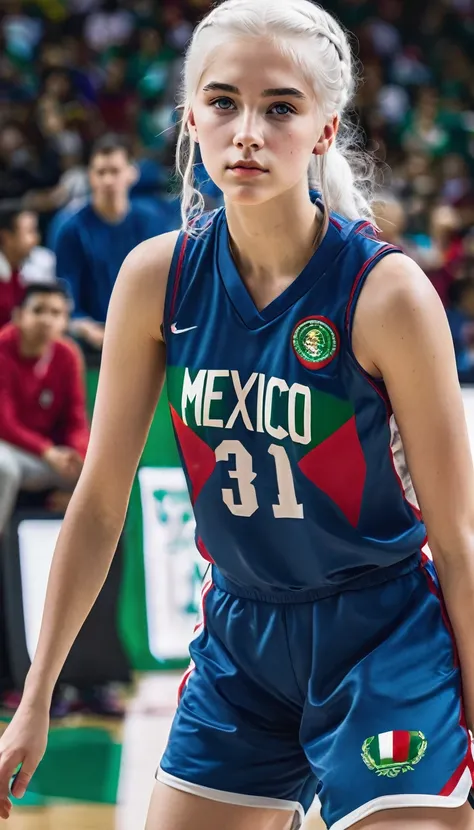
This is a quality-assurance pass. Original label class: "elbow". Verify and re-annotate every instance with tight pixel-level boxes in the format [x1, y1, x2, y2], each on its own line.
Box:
[429, 529, 474, 568]
[68, 475, 128, 537]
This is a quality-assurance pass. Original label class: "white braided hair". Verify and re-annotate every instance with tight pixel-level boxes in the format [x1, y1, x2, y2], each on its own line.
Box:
[176, 0, 374, 234]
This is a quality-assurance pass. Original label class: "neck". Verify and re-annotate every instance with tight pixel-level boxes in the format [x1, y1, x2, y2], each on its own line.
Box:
[93, 195, 129, 223]
[1, 248, 21, 271]
[225, 184, 324, 282]
[18, 334, 48, 359]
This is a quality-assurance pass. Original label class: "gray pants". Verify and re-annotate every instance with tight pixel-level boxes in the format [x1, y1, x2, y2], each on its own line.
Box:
[0, 441, 71, 535]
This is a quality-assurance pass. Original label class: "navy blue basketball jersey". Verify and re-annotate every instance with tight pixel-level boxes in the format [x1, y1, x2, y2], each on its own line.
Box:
[163, 197, 427, 597]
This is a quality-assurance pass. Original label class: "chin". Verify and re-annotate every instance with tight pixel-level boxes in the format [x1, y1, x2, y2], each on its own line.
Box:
[222, 186, 278, 207]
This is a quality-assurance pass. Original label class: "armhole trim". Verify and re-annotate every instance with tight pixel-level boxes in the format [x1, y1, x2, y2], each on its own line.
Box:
[168, 234, 189, 326]
[344, 244, 400, 334]
[344, 243, 402, 404]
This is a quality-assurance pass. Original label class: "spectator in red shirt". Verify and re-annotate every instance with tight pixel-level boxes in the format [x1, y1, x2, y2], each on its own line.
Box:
[0, 283, 89, 536]
[0, 210, 56, 331]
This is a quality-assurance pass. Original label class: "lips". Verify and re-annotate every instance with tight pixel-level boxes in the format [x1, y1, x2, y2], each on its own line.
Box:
[230, 162, 267, 171]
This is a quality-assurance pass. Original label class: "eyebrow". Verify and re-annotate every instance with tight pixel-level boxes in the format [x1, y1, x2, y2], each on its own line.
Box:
[202, 82, 307, 99]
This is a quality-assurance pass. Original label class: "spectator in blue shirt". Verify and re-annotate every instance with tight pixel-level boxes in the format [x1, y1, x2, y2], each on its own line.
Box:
[54, 135, 172, 353]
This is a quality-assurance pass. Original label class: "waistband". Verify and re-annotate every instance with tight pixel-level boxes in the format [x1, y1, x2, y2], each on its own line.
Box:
[212, 552, 421, 604]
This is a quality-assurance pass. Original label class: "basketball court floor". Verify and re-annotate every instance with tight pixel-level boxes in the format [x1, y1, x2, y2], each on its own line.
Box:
[7, 673, 324, 830]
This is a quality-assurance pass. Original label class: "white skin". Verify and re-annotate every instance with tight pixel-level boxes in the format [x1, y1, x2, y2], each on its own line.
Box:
[188, 39, 337, 311]
[0, 35, 472, 830]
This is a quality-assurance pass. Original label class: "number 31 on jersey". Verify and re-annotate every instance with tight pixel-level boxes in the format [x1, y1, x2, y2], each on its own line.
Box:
[215, 440, 304, 519]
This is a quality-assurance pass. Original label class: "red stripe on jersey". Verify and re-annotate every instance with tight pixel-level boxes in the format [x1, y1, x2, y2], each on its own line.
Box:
[439, 748, 472, 796]
[393, 731, 410, 763]
[420, 564, 458, 668]
[177, 662, 195, 702]
[355, 220, 382, 239]
[169, 235, 189, 325]
[197, 536, 214, 564]
[344, 245, 396, 332]
[177, 578, 214, 702]
[298, 415, 366, 527]
[421, 563, 474, 794]
[169, 404, 216, 504]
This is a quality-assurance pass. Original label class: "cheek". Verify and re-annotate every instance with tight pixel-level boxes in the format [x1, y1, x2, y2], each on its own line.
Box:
[274, 121, 312, 150]
[194, 116, 229, 167]
[197, 143, 222, 186]
[195, 109, 228, 143]
[277, 131, 313, 168]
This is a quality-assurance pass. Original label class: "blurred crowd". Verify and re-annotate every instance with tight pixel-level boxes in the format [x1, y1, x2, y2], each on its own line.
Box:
[0, 0, 473, 362]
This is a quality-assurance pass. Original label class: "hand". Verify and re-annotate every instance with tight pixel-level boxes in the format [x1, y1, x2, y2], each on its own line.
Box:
[43, 447, 81, 482]
[57, 447, 83, 480]
[0, 701, 49, 818]
[76, 320, 105, 350]
[46, 489, 73, 513]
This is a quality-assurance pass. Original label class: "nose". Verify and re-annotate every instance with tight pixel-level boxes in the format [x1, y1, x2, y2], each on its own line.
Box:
[232, 110, 264, 152]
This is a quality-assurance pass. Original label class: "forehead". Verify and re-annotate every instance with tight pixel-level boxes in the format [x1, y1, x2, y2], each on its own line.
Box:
[200, 37, 312, 97]
[25, 293, 66, 310]
[16, 212, 36, 231]
[91, 150, 129, 170]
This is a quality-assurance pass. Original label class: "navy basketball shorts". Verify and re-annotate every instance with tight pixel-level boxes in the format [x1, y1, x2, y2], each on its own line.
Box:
[158, 558, 474, 829]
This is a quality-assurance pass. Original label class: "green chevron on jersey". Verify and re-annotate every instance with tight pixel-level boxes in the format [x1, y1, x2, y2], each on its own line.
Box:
[166, 365, 354, 456]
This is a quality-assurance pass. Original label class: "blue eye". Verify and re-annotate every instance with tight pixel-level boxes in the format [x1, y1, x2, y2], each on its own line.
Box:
[212, 97, 235, 111]
[270, 103, 294, 116]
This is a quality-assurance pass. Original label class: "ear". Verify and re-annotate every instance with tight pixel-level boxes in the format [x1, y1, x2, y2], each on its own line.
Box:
[187, 109, 199, 144]
[313, 114, 339, 156]
[128, 162, 140, 187]
[11, 307, 21, 324]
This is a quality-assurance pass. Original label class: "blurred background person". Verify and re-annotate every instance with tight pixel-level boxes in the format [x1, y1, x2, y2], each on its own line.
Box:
[0, 209, 55, 331]
[0, 278, 127, 719]
[0, 280, 109, 717]
[446, 269, 474, 383]
[1, 0, 471, 370]
[0, 282, 88, 539]
[372, 196, 408, 248]
[54, 134, 173, 355]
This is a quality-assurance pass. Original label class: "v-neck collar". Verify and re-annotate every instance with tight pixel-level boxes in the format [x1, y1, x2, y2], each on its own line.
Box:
[216, 199, 346, 330]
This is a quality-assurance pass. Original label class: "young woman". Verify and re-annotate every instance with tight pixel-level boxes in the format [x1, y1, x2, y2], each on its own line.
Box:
[1, 2, 474, 829]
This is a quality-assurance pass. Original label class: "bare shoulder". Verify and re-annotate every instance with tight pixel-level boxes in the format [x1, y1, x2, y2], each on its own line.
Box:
[357, 252, 440, 317]
[122, 229, 180, 275]
[352, 252, 445, 376]
[112, 230, 180, 342]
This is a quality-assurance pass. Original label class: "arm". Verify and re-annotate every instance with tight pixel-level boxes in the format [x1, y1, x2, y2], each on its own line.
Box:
[24, 230, 178, 702]
[353, 252, 474, 727]
[0, 231, 178, 812]
[58, 344, 90, 458]
[0, 354, 53, 457]
[54, 221, 89, 322]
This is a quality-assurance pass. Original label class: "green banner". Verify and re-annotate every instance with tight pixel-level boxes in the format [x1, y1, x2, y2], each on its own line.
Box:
[86, 371, 184, 672]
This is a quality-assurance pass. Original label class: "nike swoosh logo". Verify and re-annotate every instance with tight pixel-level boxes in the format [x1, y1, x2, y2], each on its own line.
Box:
[171, 323, 198, 334]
